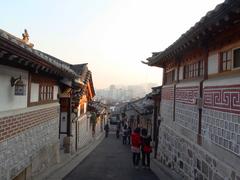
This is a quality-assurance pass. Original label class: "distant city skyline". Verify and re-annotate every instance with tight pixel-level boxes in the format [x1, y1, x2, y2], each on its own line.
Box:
[95, 83, 156, 104]
[1, 0, 224, 88]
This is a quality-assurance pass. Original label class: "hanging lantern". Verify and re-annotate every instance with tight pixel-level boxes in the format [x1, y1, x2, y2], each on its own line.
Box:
[11, 76, 26, 96]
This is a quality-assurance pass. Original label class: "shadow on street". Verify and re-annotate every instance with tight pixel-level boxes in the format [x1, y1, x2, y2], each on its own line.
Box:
[63, 134, 159, 180]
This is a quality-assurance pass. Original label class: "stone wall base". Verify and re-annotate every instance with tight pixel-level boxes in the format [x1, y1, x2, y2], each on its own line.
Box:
[156, 124, 240, 180]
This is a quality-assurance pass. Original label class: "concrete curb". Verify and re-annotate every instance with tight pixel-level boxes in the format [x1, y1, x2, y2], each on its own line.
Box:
[36, 133, 104, 180]
[151, 158, 183, 180]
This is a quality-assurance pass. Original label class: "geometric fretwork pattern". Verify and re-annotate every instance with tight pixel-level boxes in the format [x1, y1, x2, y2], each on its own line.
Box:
[176, 86, 199, 105]
[203, 85, 240, 114]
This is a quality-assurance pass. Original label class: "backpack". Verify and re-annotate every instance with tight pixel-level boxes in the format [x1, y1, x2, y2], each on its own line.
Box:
[131, 133, 140, 147]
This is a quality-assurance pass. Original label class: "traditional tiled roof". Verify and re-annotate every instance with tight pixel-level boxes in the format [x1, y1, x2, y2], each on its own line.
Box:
[71, 64, 91, 84]
[146, 0, 240, 67]
[71, 63, 95, 99]
[71, 63, 88, 74]
[88, 101, 107, 115]
[0, 29, 78, 78]
[127, 95, 154, 115]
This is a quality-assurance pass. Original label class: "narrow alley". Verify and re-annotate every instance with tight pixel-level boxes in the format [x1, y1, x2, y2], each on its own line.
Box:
[1, 1, 240, 180]
[63, 133, 159, 180]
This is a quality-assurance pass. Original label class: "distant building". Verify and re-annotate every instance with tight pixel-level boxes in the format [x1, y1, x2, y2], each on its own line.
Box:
[96, 83, 156, 103]
[146, 1, 240, 179]
[122, 95, 154, 133]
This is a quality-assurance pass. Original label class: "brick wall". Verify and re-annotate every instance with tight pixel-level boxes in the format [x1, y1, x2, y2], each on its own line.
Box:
[0, 103, 60, 180]
[0, 106, 58, 143]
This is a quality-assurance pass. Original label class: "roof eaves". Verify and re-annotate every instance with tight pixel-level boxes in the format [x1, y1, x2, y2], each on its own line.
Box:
[146, 0, 240, 67]
[0, 29, 79, 78]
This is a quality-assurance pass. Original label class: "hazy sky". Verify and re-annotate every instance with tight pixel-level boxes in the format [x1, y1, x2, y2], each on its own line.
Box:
[1, 0, 224, 89]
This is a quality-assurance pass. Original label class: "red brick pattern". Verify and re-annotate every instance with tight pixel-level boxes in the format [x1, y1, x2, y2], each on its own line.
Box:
[162, 87, 174, 100]
[0, 107, 58, 142]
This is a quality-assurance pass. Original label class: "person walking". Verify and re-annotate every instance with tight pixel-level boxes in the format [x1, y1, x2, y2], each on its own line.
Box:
[122, 124, 128, 144]
[104, 123, 109, 138]
[141, 128, 152, 169]
[127, 126, 132, 144]
[116, 122, 120, 139]
[131, 128, 141, 169]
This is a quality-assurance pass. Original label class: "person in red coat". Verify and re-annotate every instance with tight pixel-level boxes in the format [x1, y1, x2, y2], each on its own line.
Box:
[141, 128, 152, 169]
[131, 127, 141, 168]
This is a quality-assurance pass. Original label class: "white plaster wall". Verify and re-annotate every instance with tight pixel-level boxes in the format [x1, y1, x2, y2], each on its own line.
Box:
[30, 83, 39, 102]
[174, 68, 178, 81]
[208, 53, 219, 74]
[78, 105, 81, 117]
[77, 115, 93, 150]
[176, 79, 202, 88]
[53, 85, 58, 100]
[84, 103, 87, 113]
[179, 66, 183, 80]
[203, 73, 240, 87]
[0, 65, 28, 112]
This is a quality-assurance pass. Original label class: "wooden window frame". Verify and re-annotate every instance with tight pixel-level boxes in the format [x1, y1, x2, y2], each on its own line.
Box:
[232, 47, 240, 70]
[199, 60, 204, 76]
[28, 73, 57, 107]
[220, 49, 232, 72]
[165, 69, 175, 85]
[39, 84, 54, 102]
[183, 60, 204, 80]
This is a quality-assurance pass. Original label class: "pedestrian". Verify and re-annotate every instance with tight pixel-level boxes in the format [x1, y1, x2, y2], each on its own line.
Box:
[141, 128, 152, 169]
[116, 122, 120, 139]
[131, 127, 141, 169]
[104, 123, 109, 138]
[122, 124, 128, 144]
[127, 126, 132, 144]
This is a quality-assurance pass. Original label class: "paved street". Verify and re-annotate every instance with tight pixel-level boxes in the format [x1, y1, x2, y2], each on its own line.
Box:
[63, 133, 159, 180]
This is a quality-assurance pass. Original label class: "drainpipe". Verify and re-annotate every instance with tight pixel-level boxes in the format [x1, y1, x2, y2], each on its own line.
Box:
[197, 47, 209, 145]
[173, 59, 180, 122]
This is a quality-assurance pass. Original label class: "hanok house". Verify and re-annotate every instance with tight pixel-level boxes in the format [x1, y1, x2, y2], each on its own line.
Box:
[88, 101, 109, 137]
[59, 63, 95, 153]
[145, 1, 240, 179]
[123, 95, 154, 133]
[0, 29, 81, 180]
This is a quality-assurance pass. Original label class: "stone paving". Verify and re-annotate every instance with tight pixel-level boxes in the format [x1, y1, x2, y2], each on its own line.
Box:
[63, 134, 159, 180]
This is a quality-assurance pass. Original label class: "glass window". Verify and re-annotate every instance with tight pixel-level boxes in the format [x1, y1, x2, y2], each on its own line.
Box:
[221, 50, 232, 71]
[39, 84, 54, 101]
[183, 60, 203, 79]
[165, 70, 175, 84]
[233, 48, 240, 68]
